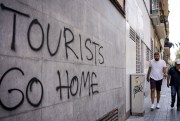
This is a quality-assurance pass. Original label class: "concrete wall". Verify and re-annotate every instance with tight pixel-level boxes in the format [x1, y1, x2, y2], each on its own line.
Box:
[136, 0, 151, 48]
[125, 0, 151, 114]
[0, 0, 126, 121]
[143, 0, 150, 14]
[125, 22, 136, 113]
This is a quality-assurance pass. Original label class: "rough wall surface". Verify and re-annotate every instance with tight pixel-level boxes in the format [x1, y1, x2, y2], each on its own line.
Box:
[0, 0, 126, 121]
[125, 0, 151, 114]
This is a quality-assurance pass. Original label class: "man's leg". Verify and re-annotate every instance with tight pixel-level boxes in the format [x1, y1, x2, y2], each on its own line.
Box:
[156, 79, 163, 109]
[150, 78, 156, 109]
[176, 86, 180, 111]
[151, 89, 155, 104]
[157, 90, 161, 103]
[171, 86, 176, 108]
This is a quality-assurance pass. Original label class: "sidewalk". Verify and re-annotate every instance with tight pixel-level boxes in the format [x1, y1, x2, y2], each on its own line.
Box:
[126, 80, 180, 121]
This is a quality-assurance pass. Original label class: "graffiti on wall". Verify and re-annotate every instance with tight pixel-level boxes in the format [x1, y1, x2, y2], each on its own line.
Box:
[0, 3, 103, 111]
[0, 3, 104, 65]
[133, 77, 143, 98]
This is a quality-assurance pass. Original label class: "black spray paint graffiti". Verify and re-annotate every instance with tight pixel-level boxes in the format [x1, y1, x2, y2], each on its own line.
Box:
[0, 68, 24, 111]
[0, 3, 100, 111]
[0, 3, 104, 65]
[56, 71, 99, 100]
[0, 67, 99, 111]
[0, 67, 43, 111]
[27, 19, 44, 51]
[0, 3, 30, 51]
[133, 82, 143, 98]
[26, 77, 43, 107]
[47, 23, 62, 56]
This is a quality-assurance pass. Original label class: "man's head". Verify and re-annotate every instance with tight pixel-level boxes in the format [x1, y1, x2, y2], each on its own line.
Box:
[175, 59, 180, 71]
[154, 52, 160, 61]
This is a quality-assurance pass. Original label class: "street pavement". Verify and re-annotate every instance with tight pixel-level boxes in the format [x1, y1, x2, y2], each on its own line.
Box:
[126, 80, 180, 121]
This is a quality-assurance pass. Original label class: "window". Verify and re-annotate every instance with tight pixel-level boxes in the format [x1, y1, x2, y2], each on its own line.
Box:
[150, 0, 159, 14]
[136, 35, 141, 73]
[151, 39, 154, 59]
[110, 0, 125, 15]
[117, 0, 125, 9]
[129, 26, 142, 73]
[146, 46, 150, 61]
[141, 41, 144, 73]
[129, 27, 136, 42]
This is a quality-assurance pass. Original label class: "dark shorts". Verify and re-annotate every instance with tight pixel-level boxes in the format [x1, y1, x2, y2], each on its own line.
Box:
[150, 78, 163, 91]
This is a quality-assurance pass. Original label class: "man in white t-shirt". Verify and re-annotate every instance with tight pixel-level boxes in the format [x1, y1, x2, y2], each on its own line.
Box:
[147, 52, 167, 110]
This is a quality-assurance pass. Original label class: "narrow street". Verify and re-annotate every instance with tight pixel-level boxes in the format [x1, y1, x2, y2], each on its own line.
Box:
[127, 80, 180, 121]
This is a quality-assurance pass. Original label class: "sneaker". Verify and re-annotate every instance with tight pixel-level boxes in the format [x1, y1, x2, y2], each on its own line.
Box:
[151, 104, 155, 110]
[156, 103, 160, 109]
[177, 107, 180, 111]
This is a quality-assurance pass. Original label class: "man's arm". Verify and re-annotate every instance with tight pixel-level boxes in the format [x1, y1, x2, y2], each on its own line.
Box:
[147, 67, 151, 82]
[163, 67, 168, 77]
[162, 60, 167, 77]
[167, 74, 171, 88]
[167, 67, 172, 88]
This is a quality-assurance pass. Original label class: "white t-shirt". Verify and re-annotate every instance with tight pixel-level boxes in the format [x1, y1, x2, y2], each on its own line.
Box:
[149, 59, 166, 81]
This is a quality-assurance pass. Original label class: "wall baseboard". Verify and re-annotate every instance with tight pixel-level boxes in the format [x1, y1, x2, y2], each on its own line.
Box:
[125, 110, 131, 120]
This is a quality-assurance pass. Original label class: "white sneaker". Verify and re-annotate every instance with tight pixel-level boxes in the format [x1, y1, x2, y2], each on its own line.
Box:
[151, 104, 155, 110]
[156, 103, 160, 109]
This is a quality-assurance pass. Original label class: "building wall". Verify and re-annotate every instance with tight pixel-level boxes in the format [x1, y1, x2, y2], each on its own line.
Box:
[0, 0, 126, 121]
[136, 0, 151, 48]
[125, 0, 151, 114]
[125, 22, 136, 113]
[143, 0, 150, 14]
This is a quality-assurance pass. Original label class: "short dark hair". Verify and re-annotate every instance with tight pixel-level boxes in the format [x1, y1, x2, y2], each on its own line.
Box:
[154, 52, 159, 55]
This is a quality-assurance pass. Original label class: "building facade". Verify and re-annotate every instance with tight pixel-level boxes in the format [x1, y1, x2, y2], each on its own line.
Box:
[125, 0, 169, 118]
[0, 0, 169, 121]
[0, 0, 126, 121]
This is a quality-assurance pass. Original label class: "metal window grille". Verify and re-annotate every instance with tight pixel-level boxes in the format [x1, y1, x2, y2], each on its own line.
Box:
[129, 27, 136, 42]
[150, 40, 153, 59]
[150, 0, 159, 14]
[136, 35, 141, 73]
[96, 108, 118, 121]
[146, 46, 150, 61]
[141, 41, 144, 73]
[129, 26, 142, 73]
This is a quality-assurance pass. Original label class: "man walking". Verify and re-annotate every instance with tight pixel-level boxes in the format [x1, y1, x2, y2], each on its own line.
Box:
[167, 59, 180, 111]
[147, 52, 167, 110]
